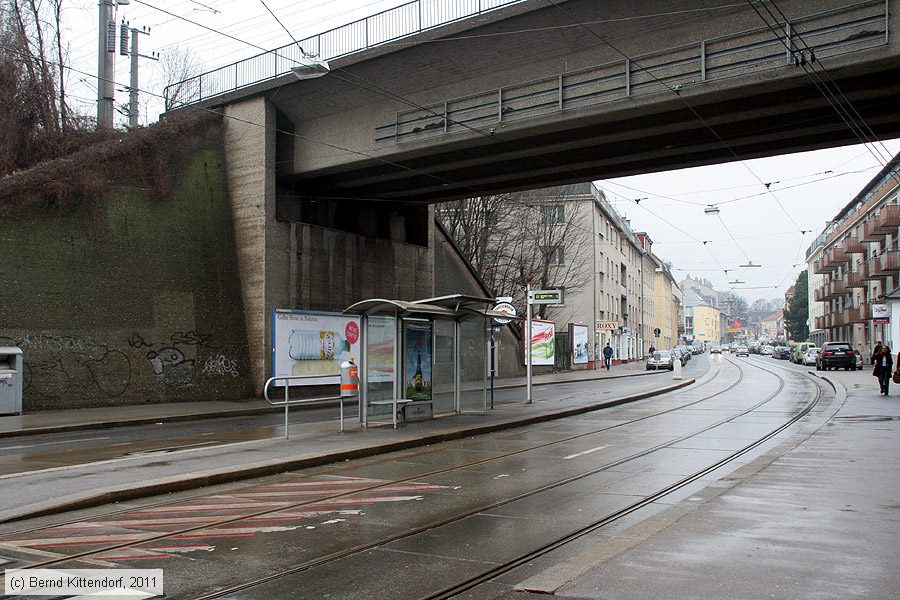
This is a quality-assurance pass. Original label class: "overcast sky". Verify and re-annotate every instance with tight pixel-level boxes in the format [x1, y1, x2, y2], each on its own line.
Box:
[59, 1, 900, 304]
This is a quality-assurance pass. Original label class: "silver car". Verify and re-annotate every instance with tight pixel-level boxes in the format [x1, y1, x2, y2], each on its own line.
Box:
[647, 350, 675, 371]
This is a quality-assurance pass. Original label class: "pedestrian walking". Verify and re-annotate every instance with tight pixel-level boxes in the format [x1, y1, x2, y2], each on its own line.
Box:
[603, 343, 613, 370]
[648, 345, 656, 356]
[873, 345, 893, 395]
[871, 340, 882, 365]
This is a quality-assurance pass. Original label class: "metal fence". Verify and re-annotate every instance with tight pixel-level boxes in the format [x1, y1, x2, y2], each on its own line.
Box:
[165, 0, 526, 109]
[375, 0, 889, 144]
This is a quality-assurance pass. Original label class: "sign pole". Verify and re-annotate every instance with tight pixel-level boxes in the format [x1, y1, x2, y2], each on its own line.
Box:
[526, 282, 533, 404]
[490, 325, 495, 410]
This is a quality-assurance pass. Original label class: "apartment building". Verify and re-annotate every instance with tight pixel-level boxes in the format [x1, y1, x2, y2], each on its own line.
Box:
[808, 153, 900, 356]
[497, 183, 685, 365]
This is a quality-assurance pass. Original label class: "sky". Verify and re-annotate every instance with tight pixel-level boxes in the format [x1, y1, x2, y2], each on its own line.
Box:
[56, 0, 900, 304]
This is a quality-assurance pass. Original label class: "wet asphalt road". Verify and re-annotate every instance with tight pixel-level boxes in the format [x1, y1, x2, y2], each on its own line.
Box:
[0, 354, 835, 599]
[0, 366, 700, 477]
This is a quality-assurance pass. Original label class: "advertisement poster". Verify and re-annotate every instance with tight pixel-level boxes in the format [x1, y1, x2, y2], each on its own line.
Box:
[366, 315, 396, 385]
[273, 309, 360, 385]
[528, 319, 555, 366]
[872, 303, 890, 324]
[404, 321, 432, 401]
[571, 323, 589, 365]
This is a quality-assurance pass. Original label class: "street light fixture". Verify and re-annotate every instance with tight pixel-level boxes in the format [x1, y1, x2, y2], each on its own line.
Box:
[704, 205, 720, 215]
[739, 261, 762, 268]
[291, 55, 330, 79]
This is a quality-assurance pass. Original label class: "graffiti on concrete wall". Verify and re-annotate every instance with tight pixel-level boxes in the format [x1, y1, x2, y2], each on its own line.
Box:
[127, 329, 241, 388]
[0, 332, 131, 398]
[202, 353, 239, 378]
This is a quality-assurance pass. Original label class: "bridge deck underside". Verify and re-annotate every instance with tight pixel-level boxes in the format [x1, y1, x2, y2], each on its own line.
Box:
[281, 63, 900, 203]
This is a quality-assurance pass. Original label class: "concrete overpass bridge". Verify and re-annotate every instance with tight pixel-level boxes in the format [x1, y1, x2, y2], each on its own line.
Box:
[167, 0, 900, 390]
[174, 0, 900, 203]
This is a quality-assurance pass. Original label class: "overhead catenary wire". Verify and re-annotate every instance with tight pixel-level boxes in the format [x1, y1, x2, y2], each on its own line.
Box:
[744, 0, 899, 185]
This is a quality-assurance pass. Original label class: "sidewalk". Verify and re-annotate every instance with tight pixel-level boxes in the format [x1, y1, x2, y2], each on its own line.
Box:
[0, 360, 695, 523]
[0, 360, 656, 438]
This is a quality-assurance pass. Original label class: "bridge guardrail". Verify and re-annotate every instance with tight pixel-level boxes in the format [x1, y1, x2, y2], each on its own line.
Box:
[375, 0, 889, 145]
[164, 0, 526, 109]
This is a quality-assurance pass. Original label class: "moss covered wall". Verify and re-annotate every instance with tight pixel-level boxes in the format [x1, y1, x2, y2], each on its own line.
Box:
[0, 134, 252, 410]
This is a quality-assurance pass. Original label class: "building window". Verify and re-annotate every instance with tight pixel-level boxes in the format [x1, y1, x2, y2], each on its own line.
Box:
[544, 245, 565, 266]
[541, 205, 565, 224]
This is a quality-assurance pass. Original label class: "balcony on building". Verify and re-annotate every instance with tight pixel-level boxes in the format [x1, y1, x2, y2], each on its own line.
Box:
[846, 304, 869, 323]
[833, 309, 848, 327]
[861, 205, 900, 241]
[843, 235, 866, 255]
[878, 249, 900, 275]
[845, 263, 869, 288]
[823, 276, 847, 301]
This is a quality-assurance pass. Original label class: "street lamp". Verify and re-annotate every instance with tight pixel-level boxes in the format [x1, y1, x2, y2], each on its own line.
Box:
[291, 55, 330, 79]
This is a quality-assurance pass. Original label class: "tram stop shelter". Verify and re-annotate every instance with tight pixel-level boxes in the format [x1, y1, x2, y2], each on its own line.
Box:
[344, 294, 518, 428]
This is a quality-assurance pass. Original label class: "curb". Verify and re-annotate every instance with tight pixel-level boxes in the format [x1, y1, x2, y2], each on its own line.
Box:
[0, 368, 664, 439]
[0, 377, 695, 523]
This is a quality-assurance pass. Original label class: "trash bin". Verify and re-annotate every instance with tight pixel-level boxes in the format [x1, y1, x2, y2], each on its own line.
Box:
[340, 359, 359, 398]
[0, 347, 23, 415]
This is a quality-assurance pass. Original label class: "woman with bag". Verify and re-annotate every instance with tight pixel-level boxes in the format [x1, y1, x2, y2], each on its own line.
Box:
[873, 345, 893, 395]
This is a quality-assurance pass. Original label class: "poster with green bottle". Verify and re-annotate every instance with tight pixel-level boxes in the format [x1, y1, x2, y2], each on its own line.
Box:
[404, 321, 432, 401]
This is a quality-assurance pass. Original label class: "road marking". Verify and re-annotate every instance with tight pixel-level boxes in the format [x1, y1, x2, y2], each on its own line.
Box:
[0, 436, 110, 451]
[563, 445, 609, 460]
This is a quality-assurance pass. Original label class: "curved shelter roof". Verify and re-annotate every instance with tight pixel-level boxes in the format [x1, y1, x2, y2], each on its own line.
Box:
[345, 294, 520, 321]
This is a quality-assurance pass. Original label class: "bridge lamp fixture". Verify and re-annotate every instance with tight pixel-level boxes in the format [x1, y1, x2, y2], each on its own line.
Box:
[704, 205, 720, 215]
[291, 55, 330, 79]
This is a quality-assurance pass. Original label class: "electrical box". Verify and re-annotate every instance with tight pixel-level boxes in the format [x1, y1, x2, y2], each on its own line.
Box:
[0, 347, 23, 415]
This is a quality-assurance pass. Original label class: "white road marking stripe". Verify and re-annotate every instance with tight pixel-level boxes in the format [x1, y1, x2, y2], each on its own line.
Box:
[0, 436, 110, 451]
[563, 445, 609, 460]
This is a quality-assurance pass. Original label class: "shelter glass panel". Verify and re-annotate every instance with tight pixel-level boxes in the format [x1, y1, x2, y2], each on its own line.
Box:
[459, 319, 487, 413]
[432, 319, 456, 415]
[365, 315, 395, 422]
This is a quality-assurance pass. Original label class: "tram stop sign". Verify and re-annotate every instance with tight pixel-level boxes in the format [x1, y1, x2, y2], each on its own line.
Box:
[492, 301, 517, 326]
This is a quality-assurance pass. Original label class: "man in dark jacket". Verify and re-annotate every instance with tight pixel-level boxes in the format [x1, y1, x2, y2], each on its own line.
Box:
[603, 343, 614, 370]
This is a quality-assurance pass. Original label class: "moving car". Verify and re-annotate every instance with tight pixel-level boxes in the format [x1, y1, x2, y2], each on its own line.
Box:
[735, 345, 750, 357]
[816, 341, 857, 371]
[710, 344, 722, 354]
[802, 348, 820, 366]
[647, 350, 675, 371]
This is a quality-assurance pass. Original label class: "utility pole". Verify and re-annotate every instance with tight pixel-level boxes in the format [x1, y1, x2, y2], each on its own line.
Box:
[120, 21, 157, 128]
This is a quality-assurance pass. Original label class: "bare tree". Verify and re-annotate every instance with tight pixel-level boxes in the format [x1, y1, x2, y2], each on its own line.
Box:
[440, 187, 593, 319]
[160, 46, 203, 110]
[0, 0, 84, 174]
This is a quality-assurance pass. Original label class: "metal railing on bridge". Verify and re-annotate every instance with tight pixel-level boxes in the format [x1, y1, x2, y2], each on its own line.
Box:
[164, 0, 526, 109]
[375, 0, 889, 145]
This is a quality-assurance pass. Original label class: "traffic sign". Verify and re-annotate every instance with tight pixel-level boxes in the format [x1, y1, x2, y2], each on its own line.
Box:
[492, 301, 517, 325]
[528, 289, 564, 305]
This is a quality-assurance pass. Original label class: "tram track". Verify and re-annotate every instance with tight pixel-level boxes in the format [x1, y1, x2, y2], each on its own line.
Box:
[0, 357, 823, 599]
[0, 359, 729, 539]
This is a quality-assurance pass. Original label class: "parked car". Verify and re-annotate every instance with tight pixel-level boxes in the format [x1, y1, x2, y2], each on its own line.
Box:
[675, 346, 691, 363]
[816, 341, 857, 371]
[792, 342, 817, 364]
[772, 346, 791, 360]
[735, 345, 749, 357]
[802, 348, 820, 366]
[647, 350, 675, 371]
[761, 345, 774, 356]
